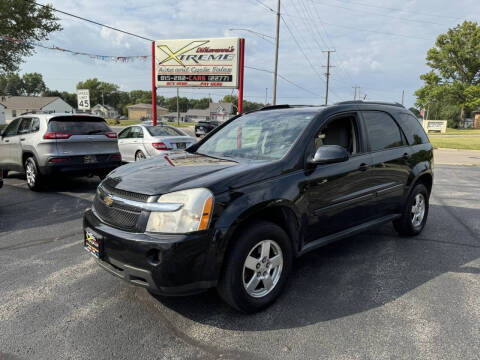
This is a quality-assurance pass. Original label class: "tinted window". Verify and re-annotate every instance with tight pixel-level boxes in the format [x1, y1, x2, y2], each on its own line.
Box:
[3, 118, 21, 137]
[17, 118, 33, 134]
[31, 118, 40, 132]
[397, 113, 429, 145]
[363, 111, 404, 152]
[316, 116, 360, 155]
[118, 128, 131, 139]
[130, 127, 144, 139]
[196, 110, 315, 161]
[48, 116, 110, 135]
[147, 126, 184, 137]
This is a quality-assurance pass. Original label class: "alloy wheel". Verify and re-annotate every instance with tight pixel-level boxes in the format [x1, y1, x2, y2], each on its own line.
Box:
[411, 193, 425, 227]
[25, 160, 36, 187]
[242, 239, 283, 298]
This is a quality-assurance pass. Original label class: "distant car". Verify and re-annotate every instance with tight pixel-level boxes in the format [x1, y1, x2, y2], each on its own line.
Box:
[141, 120, 167, 126]
[117, 124, 196, 162]
[119, 115, 128, 120]
[195, 120, 220, 137]
[0, 114, 121, 191]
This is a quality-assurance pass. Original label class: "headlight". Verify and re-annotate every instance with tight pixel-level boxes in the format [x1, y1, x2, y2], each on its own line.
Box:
[146, 188, 214, 233]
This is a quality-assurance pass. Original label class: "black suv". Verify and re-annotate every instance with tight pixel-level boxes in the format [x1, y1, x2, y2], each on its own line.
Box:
[83, 101, 433, 313]
[195, 120, 220, 137]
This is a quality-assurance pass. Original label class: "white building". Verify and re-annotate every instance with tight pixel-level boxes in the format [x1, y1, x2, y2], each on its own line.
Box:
[0, 103, 5, 125]
[91, 104, 119, 119]
[209, 102, 234, 122]
[0, 96, 75, 123]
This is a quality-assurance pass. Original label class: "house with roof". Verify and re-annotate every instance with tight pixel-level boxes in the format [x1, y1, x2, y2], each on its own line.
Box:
[208, 102, 234, 121]
[91, 104, 119, 119]
[0, 96, 74, 123]
[127, 103, 168, 121]
[185, 108, 211, 122]
[159, 112, 187, 122]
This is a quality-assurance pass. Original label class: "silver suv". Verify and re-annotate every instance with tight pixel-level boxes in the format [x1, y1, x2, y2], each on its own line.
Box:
[0, 113, 121, 190]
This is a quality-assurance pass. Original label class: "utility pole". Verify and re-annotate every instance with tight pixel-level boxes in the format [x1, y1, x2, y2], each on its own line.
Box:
[352, 85, 360, 100]
[101, 91, 104, 106]
[322, 50, 335, 105]
[176, 88, 180, 125]
[401, 90, 405, 106]
[265, 88, 268, 105]
[272, 0, 281, 105]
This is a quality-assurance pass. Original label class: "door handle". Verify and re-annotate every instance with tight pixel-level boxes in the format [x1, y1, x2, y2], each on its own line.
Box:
[4, 139, 9, 143]
[359, 163, 369, 171]
[20, 137, 26, 141]
[403, 152, 410, 160]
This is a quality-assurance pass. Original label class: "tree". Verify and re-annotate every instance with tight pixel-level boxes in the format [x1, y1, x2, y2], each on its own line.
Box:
[0, 73, 24, 95]
[415, 21, 480, 127]
[42, 89, 76, 108]
[76, 78, 119, 107]
[22, 72, 45, 95]
[221, 95, 263, 113]
[0, 1, 61, 73]
[408, 107, 420, 117]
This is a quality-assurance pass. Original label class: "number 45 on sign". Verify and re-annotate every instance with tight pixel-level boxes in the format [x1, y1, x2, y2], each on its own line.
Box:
[77, 89, 90, 110]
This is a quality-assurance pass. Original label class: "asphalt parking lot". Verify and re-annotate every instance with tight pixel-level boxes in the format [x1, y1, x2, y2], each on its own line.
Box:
[1, 165, 479, 360]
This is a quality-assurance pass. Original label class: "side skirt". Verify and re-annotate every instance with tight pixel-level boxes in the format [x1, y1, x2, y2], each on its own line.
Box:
[299, 214, 401, 256]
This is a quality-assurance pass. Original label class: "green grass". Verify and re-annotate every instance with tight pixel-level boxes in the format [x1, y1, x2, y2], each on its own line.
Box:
[428, 128, 480, 135]
[166, 121, 193, 128]
[0, 124, 5, 131]
[430, 136, 480, 150]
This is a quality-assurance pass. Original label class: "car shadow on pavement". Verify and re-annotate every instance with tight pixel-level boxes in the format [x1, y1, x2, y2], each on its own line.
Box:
[153, 204, 480, 331]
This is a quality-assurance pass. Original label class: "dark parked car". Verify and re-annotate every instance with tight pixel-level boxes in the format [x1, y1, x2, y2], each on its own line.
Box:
[0, 168, 3, 189]
[83, 101, 433, 313]
[195, 120, 220, 137]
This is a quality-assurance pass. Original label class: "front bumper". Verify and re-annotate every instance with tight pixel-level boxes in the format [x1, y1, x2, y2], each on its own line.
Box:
[83, 209, 218, 296]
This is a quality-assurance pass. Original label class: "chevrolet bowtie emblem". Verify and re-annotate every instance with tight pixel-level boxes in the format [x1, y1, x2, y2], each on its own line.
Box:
[157, 40, 209, 67]
[104, 195, 114, 207]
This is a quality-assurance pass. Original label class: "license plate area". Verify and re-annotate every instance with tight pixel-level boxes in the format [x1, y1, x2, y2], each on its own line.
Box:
[84, 155, 97, 164]
[84, 230, 101, 258]
[176, 143, 186, 149]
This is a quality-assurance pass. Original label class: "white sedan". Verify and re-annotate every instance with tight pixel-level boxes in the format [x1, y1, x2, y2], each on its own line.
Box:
[117, 124, 196, 162]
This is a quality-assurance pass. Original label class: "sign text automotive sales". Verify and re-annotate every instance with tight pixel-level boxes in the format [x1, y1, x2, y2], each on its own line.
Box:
[155, 37, 240, 89]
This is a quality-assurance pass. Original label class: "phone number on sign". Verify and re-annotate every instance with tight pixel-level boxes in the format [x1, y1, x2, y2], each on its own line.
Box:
[158, 75, 232, 82]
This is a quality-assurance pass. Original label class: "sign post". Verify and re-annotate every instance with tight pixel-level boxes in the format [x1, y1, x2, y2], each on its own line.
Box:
[151, 42, 157, 126]
[77, 89, 90, 111]
[152, 37, 244, 124]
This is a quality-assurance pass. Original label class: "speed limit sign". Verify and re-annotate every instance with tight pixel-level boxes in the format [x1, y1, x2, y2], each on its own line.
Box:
[77, 89, 90, 110]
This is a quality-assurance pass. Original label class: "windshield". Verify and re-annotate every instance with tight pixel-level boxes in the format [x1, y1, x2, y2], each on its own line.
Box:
[146, 126, 185, 137]
[195, 110, 316, 161]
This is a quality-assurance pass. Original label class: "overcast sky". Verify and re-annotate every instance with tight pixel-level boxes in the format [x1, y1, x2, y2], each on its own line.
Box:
[19, 0, 480, 108]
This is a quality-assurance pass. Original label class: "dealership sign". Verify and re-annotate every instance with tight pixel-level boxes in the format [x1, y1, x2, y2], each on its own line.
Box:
[154, 37, 240, 89]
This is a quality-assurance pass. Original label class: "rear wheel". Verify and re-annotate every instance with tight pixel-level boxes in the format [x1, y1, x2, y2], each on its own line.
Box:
[24, 157, 44, 191]
[135, 150, 146, 161]
[217, 221, 292, 313]
[393, 183, 429, 236]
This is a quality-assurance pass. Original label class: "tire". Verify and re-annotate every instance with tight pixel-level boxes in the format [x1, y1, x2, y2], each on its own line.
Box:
[217, 221, 293, 313]
[135, 150, 146, 161]
[24, 157, 44, 191]
[393, 183, 429, 236]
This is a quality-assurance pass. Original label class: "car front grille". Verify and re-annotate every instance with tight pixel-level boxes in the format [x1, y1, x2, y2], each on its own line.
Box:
[101, 178, 150, 202]
[93, 184, 147, 231]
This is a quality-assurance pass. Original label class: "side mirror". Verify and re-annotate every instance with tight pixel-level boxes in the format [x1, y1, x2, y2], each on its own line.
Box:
[308, 145, 349, 166]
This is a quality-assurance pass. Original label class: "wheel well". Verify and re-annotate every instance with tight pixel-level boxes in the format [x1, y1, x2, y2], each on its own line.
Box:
[415, 173, 433, 195]
[224, 206, 301, 257]
[22, 152, 35, 166]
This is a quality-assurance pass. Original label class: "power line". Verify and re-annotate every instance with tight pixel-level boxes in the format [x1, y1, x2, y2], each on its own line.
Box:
[245, 65, 320, 97]
[27, 0, 154, 42]
[324, 0, 465, 21]
[308, 0, 451, 27]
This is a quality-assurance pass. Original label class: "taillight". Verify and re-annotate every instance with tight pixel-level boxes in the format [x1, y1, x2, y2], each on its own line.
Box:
[152, 142, 168, 150]
[111, 154, 121, 160]
[105, 132, 117, 138]
[49, 158, 68, 163]
[43, 132, 71, 139]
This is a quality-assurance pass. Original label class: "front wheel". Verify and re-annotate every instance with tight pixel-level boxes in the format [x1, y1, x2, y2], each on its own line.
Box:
[393, 183, 429, 236]
[217, 221, 293, 313]
[24, 157, 44, 191]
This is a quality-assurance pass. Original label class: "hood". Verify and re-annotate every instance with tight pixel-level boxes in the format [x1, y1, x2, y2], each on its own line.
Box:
[106, 153, 276, 196]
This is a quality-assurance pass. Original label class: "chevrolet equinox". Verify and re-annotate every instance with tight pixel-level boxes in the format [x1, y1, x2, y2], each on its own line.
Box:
[83, 101, 433, 313]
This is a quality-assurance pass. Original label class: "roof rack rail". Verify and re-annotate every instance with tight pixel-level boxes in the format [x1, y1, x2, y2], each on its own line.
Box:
[334, 100, 405, 108]
[259, 104, 320, 111]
